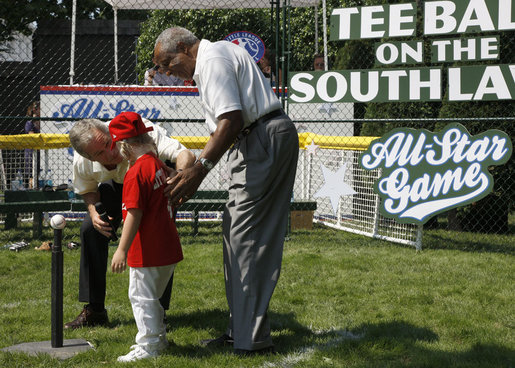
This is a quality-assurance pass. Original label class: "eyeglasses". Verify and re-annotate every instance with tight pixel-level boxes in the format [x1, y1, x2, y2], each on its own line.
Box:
[315, 62, 325, 67]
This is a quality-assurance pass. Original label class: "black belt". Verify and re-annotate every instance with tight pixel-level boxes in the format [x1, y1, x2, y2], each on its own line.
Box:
[236, 109, 284, 142]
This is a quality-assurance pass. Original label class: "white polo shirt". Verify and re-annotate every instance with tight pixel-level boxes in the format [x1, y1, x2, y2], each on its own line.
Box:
[73, 121, 187, 195]
[193, 39, 282, 133]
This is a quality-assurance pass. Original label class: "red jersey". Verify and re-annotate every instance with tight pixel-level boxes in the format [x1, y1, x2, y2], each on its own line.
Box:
[122, 152, 183, 267]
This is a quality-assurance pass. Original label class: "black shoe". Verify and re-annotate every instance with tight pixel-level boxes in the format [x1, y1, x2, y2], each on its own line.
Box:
[200, 334, 234, 347]
[234, 346, 276, 356]
[64, 305, 109, 329]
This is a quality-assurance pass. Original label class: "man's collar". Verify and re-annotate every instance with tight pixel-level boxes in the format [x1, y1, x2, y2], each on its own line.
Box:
[193, 39, 210, 81]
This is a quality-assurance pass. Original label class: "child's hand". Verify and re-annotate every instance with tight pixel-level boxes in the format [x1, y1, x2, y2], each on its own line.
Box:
[111, 248, 127, 273]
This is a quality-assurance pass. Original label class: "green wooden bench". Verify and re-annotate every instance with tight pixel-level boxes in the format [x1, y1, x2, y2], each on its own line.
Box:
[181, 190, 317, 236]
[0, 190, 317, 239]
[179, 190, 227, 235]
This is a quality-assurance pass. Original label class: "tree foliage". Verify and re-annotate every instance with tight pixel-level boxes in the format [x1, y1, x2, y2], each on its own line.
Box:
[135, 9, 269, 83]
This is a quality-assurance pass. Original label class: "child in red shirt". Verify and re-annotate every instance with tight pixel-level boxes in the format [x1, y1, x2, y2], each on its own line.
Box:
[109, 111, 183, 362]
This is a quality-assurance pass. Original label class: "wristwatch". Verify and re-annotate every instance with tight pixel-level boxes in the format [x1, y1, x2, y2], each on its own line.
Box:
[197, 157, 215, 172]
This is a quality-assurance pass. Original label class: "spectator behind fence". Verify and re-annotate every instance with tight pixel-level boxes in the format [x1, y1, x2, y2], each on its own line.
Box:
[24, 101, 40, 188]
[64, 116, 195, 330]
[154, 26, 298, 356]
[313, 53, 327, 71]
[109, 112, 184, 362]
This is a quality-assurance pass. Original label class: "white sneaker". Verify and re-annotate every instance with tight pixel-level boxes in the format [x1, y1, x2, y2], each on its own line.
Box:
[117, 345, 158, 362]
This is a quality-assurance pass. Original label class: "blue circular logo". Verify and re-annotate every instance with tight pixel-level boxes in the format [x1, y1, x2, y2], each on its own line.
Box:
[224, 31, 265, 63]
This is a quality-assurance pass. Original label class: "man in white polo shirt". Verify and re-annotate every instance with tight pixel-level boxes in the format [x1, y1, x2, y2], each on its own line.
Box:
[154, 27, 298, 355]
[65, 116, 195, 329]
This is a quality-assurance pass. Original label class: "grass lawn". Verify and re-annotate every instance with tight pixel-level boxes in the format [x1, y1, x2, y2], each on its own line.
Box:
[0, 221, 513, 367]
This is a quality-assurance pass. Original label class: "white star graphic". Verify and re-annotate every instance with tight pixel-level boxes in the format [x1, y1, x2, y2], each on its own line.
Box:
[169, 96, 180, 110]
[313, 163, 356, 216]
[317, 103, 338, 117]
[306, 140, 319, 156]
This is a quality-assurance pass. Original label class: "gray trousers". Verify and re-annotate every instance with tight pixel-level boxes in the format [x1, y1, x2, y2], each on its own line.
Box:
[223, 113, 298, 350]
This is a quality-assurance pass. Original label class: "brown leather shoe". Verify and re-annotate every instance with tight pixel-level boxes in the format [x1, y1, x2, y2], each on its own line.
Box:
[64, 305, 109, 329]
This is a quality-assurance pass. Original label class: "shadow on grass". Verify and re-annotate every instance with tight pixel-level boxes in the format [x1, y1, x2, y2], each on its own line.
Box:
[163, 316, 514, 366]
[423, 231, 514, 255]
[340, 320, 514, 367]
[168, 314, 513, 367]
[153, 308, 318, 358]
[355, 320, 439, 342]
[75, 312, 514, 366]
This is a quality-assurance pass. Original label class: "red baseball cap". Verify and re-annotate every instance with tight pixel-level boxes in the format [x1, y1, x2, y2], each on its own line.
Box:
[109, 111, 153, 149]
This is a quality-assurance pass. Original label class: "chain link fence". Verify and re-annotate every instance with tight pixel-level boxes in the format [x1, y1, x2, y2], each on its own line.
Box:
[0, 0, 513, 250]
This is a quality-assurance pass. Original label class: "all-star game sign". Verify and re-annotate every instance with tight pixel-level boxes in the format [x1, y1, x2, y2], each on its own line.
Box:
[359, 124, 513, 225]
